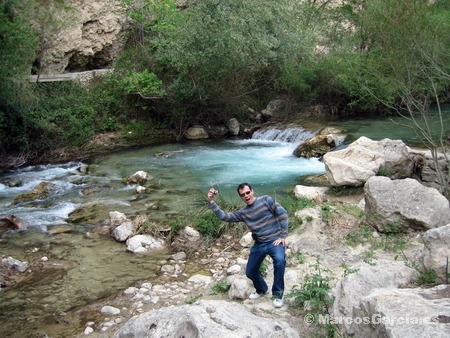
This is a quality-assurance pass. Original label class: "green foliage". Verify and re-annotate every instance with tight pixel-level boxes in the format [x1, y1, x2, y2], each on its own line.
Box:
[292, 252, 306, 265]
[416, 268, 437, 286]
[341, 204, 364, 219]
[87, 74, 132, 128]
[122, 121, 158, 145]
[194, 211, 222, 238]
[320, 204, 332, 222]
[340, 263, 359, 278]
[121, 0, 179, 34]
[209, 279, 231, 295]
[357, 0, 449, 105]
[400, 251, 438, 286]
[168, 217, 187, 241]
[120, 0, 326, 119]
[283, 195, 316, 211]
[288, 256, 335, 315]
[0, 1, 38, 154]
[123, 70, 165, 98]
[185, 294, 203, 304]
[29, 81, 117, 150]
[384, 221, 402, 235]
[377, 166, 391, 177]
[279, 195, 315, 232]
[2, 0, 448, 166]
[346, 224, 373, 246]
[362, 250, 377, 266]
[346, 222, 406, 253]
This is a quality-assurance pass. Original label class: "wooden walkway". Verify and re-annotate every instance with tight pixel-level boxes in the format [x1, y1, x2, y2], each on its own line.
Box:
[29, 69, 112, 84]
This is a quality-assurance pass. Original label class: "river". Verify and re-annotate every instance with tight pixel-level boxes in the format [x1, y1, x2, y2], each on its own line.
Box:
[0, 126, 323, 337]
[0, 110, 448, 337]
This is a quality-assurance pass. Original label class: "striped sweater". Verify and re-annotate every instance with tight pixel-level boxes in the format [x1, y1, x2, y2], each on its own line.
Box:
[209, 195, 288, 243]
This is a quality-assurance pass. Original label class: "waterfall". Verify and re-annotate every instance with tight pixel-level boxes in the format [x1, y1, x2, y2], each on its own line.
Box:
[251, 127, 315, 143]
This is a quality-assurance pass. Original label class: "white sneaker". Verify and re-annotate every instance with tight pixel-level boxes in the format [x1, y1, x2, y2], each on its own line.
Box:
[249, 291, 268, 300]
[273, 298, 283, 308]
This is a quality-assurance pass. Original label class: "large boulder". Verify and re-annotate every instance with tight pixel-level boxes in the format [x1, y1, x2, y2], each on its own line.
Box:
[113, 300, 299, 338]
[185, 126, 209, 140]
[261, 99, 287, 121]
[364, 176, 450, 232]
[323, 137, 413, 186]
[332, 259, 417, 335]
[353, 284, 450, 338]
[293, 135, 333, 158]
[293, 128, 346, 158]
[294, 185, 329, 202]
[226, 118, 240, 136]
[420, 224, 450, 283]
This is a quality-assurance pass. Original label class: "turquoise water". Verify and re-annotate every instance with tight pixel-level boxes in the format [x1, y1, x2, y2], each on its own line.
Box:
[329, 104, 450, 146]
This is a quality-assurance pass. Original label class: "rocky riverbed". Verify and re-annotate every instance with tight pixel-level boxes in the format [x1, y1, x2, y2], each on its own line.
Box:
[4, 189, 439, 338]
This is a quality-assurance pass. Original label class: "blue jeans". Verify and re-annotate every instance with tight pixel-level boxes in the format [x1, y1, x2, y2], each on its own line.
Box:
[245, 241, 286, 299]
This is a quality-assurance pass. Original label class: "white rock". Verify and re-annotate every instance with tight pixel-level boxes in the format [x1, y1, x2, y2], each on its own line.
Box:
[101, 306, 120, 315]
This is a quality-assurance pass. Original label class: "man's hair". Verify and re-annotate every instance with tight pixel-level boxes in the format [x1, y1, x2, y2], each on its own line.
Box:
[237, 183, 252, 193]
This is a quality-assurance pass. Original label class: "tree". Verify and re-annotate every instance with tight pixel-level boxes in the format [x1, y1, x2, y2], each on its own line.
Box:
[119, 0, 324, 123]
[0, 0, 38, 161]
[351, 0, 450, 197]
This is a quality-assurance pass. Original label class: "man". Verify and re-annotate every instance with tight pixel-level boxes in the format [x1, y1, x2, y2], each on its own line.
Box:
[207, 183, 288, 308]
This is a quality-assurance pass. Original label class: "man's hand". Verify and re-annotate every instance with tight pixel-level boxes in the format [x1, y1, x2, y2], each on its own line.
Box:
[207, 188, 216, 203]
[273, 238, 285, 246]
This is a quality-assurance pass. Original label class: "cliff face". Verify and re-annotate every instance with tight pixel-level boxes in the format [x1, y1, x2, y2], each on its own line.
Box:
[35, 0, 189, 75]
[36, 0, 127, 74]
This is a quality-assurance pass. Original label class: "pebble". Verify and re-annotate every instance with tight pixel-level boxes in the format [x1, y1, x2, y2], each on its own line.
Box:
[101, 306, 121, 315]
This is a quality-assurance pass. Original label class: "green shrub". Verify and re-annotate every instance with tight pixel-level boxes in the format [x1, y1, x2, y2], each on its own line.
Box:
[194, 211, 222, 238]
[288, 257, 334, 314]
[401, 252, 438, 286]
[341, 204, 364, 219]
[168, 217, 188, 241]
[209, 279, 231, 295]
[377, 166, 391, 177]
[320, 204, 332, 222]
[346, 224, 373, 246]
[278, 195, 315, 232]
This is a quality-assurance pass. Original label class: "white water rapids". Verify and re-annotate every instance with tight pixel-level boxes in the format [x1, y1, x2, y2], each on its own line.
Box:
[0, 127, 324, 232]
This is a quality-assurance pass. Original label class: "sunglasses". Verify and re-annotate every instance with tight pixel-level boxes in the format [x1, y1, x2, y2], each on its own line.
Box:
[239, 191, 251, 197]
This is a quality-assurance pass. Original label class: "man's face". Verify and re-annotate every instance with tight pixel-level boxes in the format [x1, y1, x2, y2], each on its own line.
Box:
[238, 186, 255, 205]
